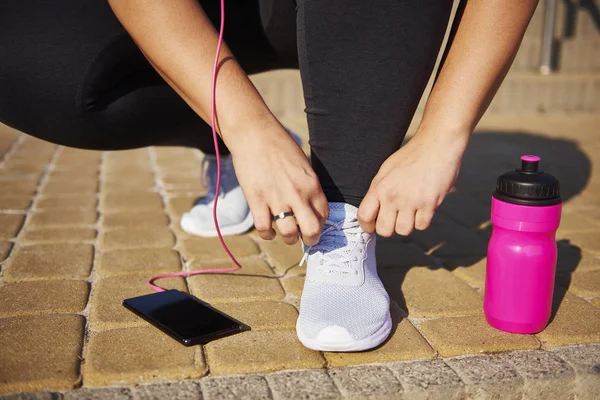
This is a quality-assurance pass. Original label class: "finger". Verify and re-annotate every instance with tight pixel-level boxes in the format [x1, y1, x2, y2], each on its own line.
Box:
[311, 191, 330, 226]
[375, 204, 397, 237]
[395, 209, 416, 236]
[293, 204, 323, 246]
[248, 200, 275, 240]
[414, 208, 435, 231]
[358, 190, 380, 233]
[272, 207, 300, 245]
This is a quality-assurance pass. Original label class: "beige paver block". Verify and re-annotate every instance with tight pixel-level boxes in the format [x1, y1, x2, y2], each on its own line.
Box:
[102, 192, 163, 213]
[166, 196, 196, 217]
[20, 228, 96, 244]
[382, 267, 483, 318]
[376, 238, 435, 268]
[0, 314, 85, 394]
[84, 326, 205, 386]
[591, 298, 600, 307]
[47, 169, 98, 183]
[410, 221, 488, 257]
[98, 227, 175, 250]
[101, 212, 170, 230]
[188, 274, 285, 304]
[0, 180, 39, 196]
[448, 257, 487, 287]
[180, 235, 259, 261]
[205, 329, 325, 375]
[217, 301, 298, 331]
[1, 160, 47, 175]
[566, 269, 600, 297]
[89, 274, 187, 330]
[561, 231, 600, 256]
[557, 243, 600, 273]
[0, 214, 24, 239]
[104, 173, 155, 188]
[325, 304, 436, 368]
[281, 275, 304, 297]
[558, 212, 599, 232]
[3, 244, 94, 282]
[96, 248, 182, 278]
[420, 314, 540, 358]
[0, 241, 13, 262]
[287, 264, 307, 276]
[437, 192, 491, 229]
[160, 175, 205, 193]
[258, 236, 302, 272]
[0, 280, 89, 317]
[42, 180, 98, 195]
[35, 195, 97, 210]
[26, 210, 97, 228]
[189, 258, 274, 276]
[536, 291, 600, 348]
[0, 195, 32, 210]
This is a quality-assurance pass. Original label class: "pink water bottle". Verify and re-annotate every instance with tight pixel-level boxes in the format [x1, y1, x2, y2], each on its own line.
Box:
[485, 155, 562, 334]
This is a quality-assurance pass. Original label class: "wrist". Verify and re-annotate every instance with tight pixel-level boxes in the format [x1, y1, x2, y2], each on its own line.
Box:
[412, 122, 470, 158]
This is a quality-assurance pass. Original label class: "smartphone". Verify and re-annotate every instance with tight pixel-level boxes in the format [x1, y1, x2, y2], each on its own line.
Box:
[123, 289, 248, 346]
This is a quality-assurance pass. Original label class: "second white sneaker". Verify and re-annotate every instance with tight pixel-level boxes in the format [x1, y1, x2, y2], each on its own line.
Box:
[296, 202, 392, 352]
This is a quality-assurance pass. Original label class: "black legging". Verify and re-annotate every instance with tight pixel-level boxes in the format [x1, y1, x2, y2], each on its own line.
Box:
[0, 0, 453, 207]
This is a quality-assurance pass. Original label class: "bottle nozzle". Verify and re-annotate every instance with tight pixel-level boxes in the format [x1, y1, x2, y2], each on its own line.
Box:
[520, 155, 540, 173]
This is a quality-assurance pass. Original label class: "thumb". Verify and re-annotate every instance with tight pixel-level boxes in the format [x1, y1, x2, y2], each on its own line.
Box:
[358, 190, 380, 234]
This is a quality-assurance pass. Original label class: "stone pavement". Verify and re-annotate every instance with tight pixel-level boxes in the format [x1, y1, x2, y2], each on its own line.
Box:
[1, 115, 599, 399]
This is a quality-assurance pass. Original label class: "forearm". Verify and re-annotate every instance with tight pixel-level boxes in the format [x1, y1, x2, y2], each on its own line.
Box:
[418, 0, 538, 141]
[107, 0, 279, 151]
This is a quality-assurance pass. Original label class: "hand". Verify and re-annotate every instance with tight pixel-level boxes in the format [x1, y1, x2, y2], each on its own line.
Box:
[230, 125, 329, 246]
[357, 130, 467, 236]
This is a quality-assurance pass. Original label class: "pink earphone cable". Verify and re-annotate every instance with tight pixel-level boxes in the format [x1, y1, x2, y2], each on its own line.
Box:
[149, 0, 241, 292]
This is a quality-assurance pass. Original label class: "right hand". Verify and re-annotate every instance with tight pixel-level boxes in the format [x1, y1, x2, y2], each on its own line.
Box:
[230, 125, 329, 246]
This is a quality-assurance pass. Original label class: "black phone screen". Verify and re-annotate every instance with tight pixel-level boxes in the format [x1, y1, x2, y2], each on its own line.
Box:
[123, 289, 246, 346]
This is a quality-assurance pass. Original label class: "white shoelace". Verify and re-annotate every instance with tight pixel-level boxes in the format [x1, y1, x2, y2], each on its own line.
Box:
[300, 218, 365, 276]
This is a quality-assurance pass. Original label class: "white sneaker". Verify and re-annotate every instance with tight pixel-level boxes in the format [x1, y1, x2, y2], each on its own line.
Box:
[296, 202, 392, 352]
[180, 154, 254, 237]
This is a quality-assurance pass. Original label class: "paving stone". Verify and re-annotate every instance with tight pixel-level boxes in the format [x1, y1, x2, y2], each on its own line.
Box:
[3, 244, 94, 282]
[188, 258, 275, 277]
[0, 314, 85, 394]
[35, 195, 97, 211]
[0, 280, 89, 317]
[324, 303, 435, 368]
[258, 236, 302, 272]
[42, 180, 98, 195]
[557, 212, 599, 232]
[201, 375, 271, 400]
[0, 214, 24, 239]
[26, 210, 97, 228]
[98, 227, 175, 250]
[104, 173, 155, 188]
[447, 258, 487, 287]
[160, 175, 205, 193]
[20, 228, 96, 244]
[0, 180, 38, 196]
[63, 387, 133, 400]
[267, 370, 340, 400]
[409, 220, 488, 257]
[0, 196, 32, 210]
[83, 326, 206, 386]
[557, 242, 600, 273]
[0, 392, 55, 400]
[562, 231, 600, 256]
[592, 297, 600, 307]
[180, 236, 259, 261]
[0, 241, 13, 262]
[536, 291, 600, 347]
[101, 212, 170, 230]
[381, 267, 483, 318]
[419, 314, 540, 358]
[566, 269, 600, 297]
[376, 237, 435, 268]
[188, 273, 285, 304]
[501, 350, 576, 400]
[281, 275, 304, 297]
[217, 301, 297, 331]
[388, 360, 465, 400]
[89, 274, 187, 330]
[205, 330, 325, 375]
[101, 192, 163, 213]
[553, 344, 600, 400]
[96, 248, 182, 278]
[329, 365, 402, 399]
[446, 355, 524, 400]
[134, 381, 201, 400]
[166, 196, 196, 218]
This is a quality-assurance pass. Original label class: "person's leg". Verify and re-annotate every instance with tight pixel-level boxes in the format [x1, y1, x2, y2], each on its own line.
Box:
[297, 0, 453, 207]
[0, 0, 288, 154]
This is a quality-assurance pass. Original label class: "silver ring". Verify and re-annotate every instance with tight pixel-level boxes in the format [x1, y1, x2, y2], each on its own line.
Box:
[272, 211, 295, 221]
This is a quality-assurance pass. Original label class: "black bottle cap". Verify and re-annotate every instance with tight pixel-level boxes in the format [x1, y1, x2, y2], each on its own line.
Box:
[493, 155, 561, 206]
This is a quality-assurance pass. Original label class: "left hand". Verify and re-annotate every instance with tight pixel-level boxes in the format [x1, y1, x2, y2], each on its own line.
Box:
[357, 130, 468, 236]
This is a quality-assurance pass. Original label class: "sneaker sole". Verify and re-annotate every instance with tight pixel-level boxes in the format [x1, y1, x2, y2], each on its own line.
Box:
[180, 212, 254, 237]
[296, 314, 393, 352]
